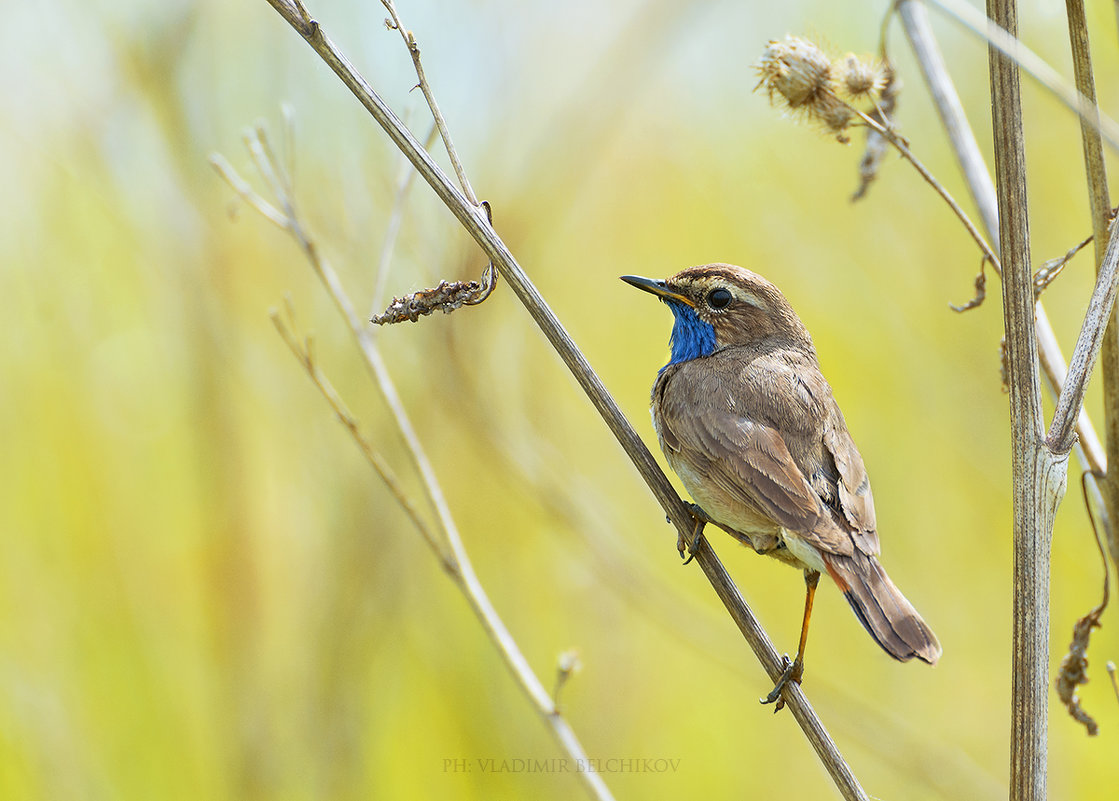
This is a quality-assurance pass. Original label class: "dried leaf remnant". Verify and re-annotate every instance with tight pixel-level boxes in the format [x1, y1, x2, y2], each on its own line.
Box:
[1034, 232, 1094, 297]
[1055, 469, 1111, 736]
[852, 64, 899, 202]
[1056, 608, 1104, 736]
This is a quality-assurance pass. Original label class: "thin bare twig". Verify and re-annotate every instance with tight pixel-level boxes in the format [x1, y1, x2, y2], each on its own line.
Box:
[371, 121, 439, 317]
[269, 297, 454, 570]
[381, 0, 478, 206]
[1048, 216, 1119, 452]
[255, 3, 869, 799]
[209, 151, 288, 228]
[855, 108, 999, 274]
[1065, 0, 1119, 578]
[213, 119, 615, 801]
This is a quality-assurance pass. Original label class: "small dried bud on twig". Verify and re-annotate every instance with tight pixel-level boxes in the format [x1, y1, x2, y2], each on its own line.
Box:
[553, 648, 583, 712]
[1034, 232, 1094, 297]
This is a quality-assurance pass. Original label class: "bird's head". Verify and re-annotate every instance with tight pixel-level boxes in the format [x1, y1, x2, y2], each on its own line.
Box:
[621, 263, 812, 367]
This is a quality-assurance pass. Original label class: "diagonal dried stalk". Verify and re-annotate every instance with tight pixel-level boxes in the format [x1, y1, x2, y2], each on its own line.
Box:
[1064, 0, 1119, 578]
[379, 0, 478, 207]
[257, 1, 870, 799]
[269, 297, 454, 569]
[213, 124, 616, 801]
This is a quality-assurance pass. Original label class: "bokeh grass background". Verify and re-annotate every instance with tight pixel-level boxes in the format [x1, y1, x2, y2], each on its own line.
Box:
[4, 0, 1119, 798]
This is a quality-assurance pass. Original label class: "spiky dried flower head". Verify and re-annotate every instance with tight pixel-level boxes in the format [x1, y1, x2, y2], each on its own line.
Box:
[756, 36, 831, 109]
[835, 53, 888, 101]
[756, 35, 891, 143]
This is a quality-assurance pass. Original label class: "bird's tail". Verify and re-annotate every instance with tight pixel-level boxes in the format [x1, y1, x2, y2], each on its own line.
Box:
[822, 551, 941, 665]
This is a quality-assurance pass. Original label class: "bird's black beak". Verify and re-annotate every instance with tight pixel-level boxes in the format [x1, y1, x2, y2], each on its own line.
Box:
[620, 275, 692, 306]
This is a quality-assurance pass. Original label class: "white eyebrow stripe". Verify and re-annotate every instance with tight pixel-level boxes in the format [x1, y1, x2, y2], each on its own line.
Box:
[735, 289, 766, 309]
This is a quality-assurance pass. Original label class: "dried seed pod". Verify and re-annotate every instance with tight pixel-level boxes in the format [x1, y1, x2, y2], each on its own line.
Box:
[756, 35, 831, 109]
[371, 265, 497, 325]
[835, 53, 888, 102]
[757, 36, 900, 147]
[814, 92, 856, 142]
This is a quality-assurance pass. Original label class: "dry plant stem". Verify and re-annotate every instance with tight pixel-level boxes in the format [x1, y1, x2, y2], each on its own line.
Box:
[1049, 210, 1119, 452]
[897, 0, 999, 239]
[1065, 0, 1119, 572]
[988, 4, 1063, 801]
[269, 303, 454, 570]
[380, 0, 478, 206]
[1053, 1, 1115, 455]
[216, 127, 614, 801]
[258, 2, 869, 799]
[896, 0, 1107, 486]
[927, 0, 1119, 151]
[856, 110, 997, 267]
[371, 122, 438, 316]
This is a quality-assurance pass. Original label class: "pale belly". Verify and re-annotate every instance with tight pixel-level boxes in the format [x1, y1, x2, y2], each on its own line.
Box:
[666, 452, 825, 573]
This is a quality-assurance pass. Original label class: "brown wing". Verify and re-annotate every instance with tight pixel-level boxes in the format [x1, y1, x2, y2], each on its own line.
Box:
[656, 355, 856, 558]
[822, 413, 879, 555]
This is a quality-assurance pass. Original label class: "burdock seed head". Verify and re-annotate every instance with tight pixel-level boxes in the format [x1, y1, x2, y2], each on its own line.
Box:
[756, 35, 831, 109]
[756, 35, 896, 144]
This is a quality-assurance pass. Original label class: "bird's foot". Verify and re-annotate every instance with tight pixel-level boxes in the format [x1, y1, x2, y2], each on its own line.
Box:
[760, 655, 804, 712]
[678, 504, 711, 564]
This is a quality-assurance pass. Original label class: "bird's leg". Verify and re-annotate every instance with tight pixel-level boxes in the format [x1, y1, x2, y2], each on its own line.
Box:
[761, 569, 820, 710]
[678, 503, 712, 564]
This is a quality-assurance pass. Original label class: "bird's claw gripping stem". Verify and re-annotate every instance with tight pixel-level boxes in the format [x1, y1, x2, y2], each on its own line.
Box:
[678, 504, 711, 564]
[761, 654, 803, 712]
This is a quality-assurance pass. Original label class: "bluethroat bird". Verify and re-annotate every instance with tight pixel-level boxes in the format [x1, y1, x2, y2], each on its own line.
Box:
[622, 264, 941, 705]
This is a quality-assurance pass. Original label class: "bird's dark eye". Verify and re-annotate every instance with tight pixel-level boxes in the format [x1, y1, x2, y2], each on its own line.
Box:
[706, 288, 733, 310]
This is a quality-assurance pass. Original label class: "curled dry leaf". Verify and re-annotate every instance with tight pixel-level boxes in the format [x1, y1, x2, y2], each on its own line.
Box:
[1056, 608, 1103, 736]
[950, 255, 989, 313]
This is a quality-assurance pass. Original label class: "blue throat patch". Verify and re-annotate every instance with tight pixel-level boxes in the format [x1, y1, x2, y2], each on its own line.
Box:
[662, 300, 717, 371]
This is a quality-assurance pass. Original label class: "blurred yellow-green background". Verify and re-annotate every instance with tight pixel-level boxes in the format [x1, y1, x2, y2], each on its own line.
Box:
[4, 0, 1119, 798]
